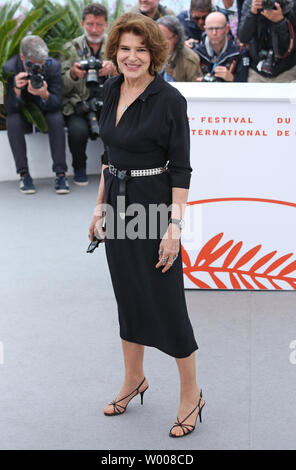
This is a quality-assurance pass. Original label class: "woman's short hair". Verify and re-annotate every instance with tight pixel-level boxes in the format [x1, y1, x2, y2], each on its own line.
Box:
[105, 12, 169, 75]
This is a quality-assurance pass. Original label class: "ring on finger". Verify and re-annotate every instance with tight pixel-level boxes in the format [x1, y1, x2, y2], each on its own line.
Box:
[161, 256, 168, 264]
[159, 249, 163, 255]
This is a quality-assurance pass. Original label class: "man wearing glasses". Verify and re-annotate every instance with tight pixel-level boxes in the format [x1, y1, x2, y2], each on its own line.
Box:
[194, 11, 249, 81]
[178, 0, 212, 46]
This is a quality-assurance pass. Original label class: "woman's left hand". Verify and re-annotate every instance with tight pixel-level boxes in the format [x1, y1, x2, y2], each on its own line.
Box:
[155, 223, 181, 273]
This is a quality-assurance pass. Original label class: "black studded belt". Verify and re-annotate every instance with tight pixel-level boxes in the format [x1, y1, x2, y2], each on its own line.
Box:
[108, 162, 168, 196]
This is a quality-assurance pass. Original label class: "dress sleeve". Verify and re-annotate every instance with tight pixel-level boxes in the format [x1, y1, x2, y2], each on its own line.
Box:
[101, 146, 109, 165]
[99, 78, 113, 165]
[166, 92, 192, 189]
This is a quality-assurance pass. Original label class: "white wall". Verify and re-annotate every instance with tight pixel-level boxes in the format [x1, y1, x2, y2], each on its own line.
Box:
[0, 130, 104, 181]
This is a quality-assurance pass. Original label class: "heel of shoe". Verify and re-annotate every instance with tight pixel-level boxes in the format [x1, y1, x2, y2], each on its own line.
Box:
[140, 386, 149, 405]
[199, 400, 205, 423]
[198, 389, 204, 423]
[199, 408, 202, 423]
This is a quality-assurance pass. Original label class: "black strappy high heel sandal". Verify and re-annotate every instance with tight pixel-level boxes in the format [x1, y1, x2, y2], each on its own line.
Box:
[104, 377, 149, 416]
[169, 389, 205, 438]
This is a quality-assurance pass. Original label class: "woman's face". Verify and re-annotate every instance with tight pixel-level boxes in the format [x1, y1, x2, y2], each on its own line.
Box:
[116, 32, 152, 79]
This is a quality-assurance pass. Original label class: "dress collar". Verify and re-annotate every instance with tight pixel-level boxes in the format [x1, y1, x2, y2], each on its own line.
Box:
[109, 73, 165, 100]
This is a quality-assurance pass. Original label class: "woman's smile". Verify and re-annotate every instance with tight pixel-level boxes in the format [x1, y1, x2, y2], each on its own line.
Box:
[117, 32, 151, 79]
[124, 63, 141, 70]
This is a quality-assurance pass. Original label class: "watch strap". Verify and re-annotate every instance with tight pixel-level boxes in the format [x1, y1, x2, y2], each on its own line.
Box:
[169, 218, 184, 230]
[13, 77, 23, 90]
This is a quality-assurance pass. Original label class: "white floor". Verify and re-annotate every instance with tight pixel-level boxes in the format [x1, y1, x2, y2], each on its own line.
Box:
[0, 176, 295, 450]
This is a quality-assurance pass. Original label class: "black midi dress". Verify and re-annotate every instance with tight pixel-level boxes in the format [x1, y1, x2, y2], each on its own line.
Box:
[99, 73, 198, 358]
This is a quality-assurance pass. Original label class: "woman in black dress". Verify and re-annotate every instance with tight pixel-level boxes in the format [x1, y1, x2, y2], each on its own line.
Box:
[89, 12, 205, 438]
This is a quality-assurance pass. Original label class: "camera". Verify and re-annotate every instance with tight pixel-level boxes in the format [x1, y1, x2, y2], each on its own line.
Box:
[257, 49, 274, 75]
[25, 60, 45, 89]
[190, 40, 199, 48]
[262, 0, 276, 9]
[75, 96, 103, 139]
[79, 56, 103, 88]
[76, 56, 104, 140]
[203, 73, 218, 82]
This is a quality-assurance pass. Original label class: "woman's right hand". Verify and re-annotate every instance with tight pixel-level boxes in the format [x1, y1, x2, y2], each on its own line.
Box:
[89, 215, 105, 242]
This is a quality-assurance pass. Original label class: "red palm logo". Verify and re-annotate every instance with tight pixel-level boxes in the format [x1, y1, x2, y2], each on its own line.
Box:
[182, 197, 296, 289]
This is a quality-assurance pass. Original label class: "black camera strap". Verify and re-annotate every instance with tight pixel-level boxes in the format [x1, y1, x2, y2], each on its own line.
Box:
[82, 38, 89, 58]
[272, 19, 294, 59]
[74, 41, 86, 59]
[228, 44, 244, 75]
[73, 39, 90, 59]
[158, 4, 167, 18]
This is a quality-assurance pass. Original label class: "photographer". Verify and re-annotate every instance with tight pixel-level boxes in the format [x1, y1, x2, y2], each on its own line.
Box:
[61, 3, 117, 185]
[195, 12, 249, 81]
[3, 35, 69, 194]
[237, 0, 296, 81]
[157, 16, 202, 81]
[177, 0, 212, 47]
[130, 0, 175, 21]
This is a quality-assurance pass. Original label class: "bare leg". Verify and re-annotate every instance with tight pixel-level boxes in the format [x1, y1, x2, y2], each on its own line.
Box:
[103, 339, 148, 414]
[170, 351, 205, 436]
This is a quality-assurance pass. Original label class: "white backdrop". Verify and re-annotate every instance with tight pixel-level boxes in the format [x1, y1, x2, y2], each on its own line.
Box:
[174, 82, 296, 290]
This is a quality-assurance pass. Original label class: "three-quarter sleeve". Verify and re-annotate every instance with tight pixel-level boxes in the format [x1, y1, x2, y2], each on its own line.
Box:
[99, 77, 113, 155]
[166, 93, 192, 189]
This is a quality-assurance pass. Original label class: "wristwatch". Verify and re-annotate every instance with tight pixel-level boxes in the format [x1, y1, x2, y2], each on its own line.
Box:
[169, 218, 185, 231]
[13, 77, 23, 90]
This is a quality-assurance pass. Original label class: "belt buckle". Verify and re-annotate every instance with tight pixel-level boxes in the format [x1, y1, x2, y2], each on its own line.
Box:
[109, 164, 116, 176]
[117, 169, 128, 180]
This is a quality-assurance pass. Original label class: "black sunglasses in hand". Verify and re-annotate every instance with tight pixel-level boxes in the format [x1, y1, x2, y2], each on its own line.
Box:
[86, 229, 105, 253]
